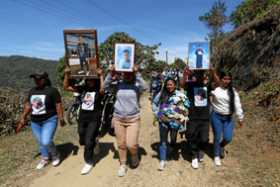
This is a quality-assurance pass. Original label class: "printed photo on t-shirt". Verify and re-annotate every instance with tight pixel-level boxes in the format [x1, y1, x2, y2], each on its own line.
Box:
[30, 95, 46, 115]
[81, 92, 96, 111]
[194, 87, 208, 107]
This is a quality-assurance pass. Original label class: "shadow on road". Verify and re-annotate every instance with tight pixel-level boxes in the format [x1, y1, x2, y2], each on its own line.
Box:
[56, 142, 80, 163]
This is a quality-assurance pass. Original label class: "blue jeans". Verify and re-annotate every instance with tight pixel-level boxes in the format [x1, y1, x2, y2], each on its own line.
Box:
[159, 122, 177, 161]
[159, 123, 168, 161]
[31, 115, 58, 159]
[211, 112, 234, 157]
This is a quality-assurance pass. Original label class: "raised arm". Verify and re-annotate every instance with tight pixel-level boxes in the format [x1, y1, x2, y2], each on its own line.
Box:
[209, 66, 220, 85]
[97, 68, 105, 95]
[180, 66, 192, 88]
[63, 67, 77, 92]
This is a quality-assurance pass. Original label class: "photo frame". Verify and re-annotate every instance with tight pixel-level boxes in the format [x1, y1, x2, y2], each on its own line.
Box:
[114, 43, 135, 72]
[188, 42, 210, 70]
[64, 29, 99, 78]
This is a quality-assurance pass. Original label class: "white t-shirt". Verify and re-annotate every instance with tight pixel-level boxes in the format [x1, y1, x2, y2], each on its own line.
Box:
[211, 87, 244, 121]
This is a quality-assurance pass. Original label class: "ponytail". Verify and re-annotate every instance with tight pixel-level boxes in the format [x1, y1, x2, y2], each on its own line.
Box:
[228, 83, 235, 115]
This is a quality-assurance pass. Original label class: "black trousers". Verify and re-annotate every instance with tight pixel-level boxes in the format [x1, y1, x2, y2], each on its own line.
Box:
[78, 113, 100, 164]
[186, 119, 209, 157]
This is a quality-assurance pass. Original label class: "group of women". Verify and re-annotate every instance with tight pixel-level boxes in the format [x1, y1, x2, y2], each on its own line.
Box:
[16, 63, 244, 176]
[152, 67, 244, 169]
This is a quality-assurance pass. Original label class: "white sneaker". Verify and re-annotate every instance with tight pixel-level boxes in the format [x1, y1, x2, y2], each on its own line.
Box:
[191, 158, 199, 169]
[158, 160, 166, 171]
[78, 70, 85, 74]
[36, 159, 49, 170]
[52, 158, 60, 167]
[117, 164, 127, 177]
[214, 156, 222, 166]
[81, 163, 93, 175]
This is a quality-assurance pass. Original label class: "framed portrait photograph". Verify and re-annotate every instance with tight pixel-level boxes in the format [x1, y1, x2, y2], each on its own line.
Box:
[188, 42, 210, 70]
[64, 29, 99, 78]
[114, 43, 135, 72]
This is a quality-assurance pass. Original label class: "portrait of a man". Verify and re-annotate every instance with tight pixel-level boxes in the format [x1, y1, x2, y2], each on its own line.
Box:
[115, 43, 135, 72]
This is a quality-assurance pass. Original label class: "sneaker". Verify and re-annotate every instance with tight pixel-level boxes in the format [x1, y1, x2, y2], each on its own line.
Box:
[214, 156, 222, 166]
[81, 163, 93, 175]
[78, 70, 85, 74]
[191, 158, 199, 169]
[94, 139, 100, 155]
[198, 151, 204, 162]
[36, 159, 49, 170]
[131, 155, 139, 168]
[220, 147, 225, 159]
[158, 160, 166, 171]
[117, 164, 127, 177]
[52, 157, 60, 167]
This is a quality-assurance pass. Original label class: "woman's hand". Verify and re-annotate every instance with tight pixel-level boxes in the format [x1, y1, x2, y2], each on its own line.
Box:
[15, 117, 27, 133]
[238, 120, 243, 128]
[160, 115, 169, 122]
[59, 118, 66, 127]
[133, 65, 139, 72]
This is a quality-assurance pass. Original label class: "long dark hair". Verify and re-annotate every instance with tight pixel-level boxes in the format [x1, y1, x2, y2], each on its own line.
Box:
[159, 77, 177, 104]
[219, 71, 235, 114]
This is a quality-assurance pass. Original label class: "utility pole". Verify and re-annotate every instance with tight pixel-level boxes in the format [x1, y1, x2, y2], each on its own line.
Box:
[165, 50, 168, 64]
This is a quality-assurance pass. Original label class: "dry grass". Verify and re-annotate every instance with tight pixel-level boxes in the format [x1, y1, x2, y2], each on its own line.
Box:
[0, 125, 78, 187]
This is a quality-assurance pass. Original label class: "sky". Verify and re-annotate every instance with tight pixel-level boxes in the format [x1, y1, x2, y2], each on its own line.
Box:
[0, 0, 243, 62]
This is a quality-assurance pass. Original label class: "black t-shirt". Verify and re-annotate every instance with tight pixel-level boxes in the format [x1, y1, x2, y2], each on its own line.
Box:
[77, 86, 103, 121]
[185, 81, 210, 120]
[28, 86, 61, 122]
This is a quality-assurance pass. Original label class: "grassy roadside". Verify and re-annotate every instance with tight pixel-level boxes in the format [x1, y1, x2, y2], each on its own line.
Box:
[0, 124, 78, 187]
[228, 88, 280, 186]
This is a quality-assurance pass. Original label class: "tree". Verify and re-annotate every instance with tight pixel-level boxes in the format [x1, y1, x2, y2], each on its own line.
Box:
[169, 58, 186, 71]
[230, 0, 280, 28]
[99, 32, 160, 67]
[199, 0, 228, 39]
[56, 57, 66, 86]
[199, 0, 228, 67]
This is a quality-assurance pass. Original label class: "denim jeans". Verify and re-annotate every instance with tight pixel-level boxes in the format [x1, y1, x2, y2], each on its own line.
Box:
[31, 115, 58, 159]
[211, 112, 234, 157]
[159, 122, 177, 161]
[159, 123, 168, 161]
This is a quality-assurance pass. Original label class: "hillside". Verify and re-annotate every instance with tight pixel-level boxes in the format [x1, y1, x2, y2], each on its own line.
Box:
[213, 5, 280, 90]
[213, 5, 280, 153]
[0, 55, 58, 90]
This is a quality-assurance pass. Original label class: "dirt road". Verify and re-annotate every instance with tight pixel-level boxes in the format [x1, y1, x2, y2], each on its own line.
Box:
[29, 94, 243, 187]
